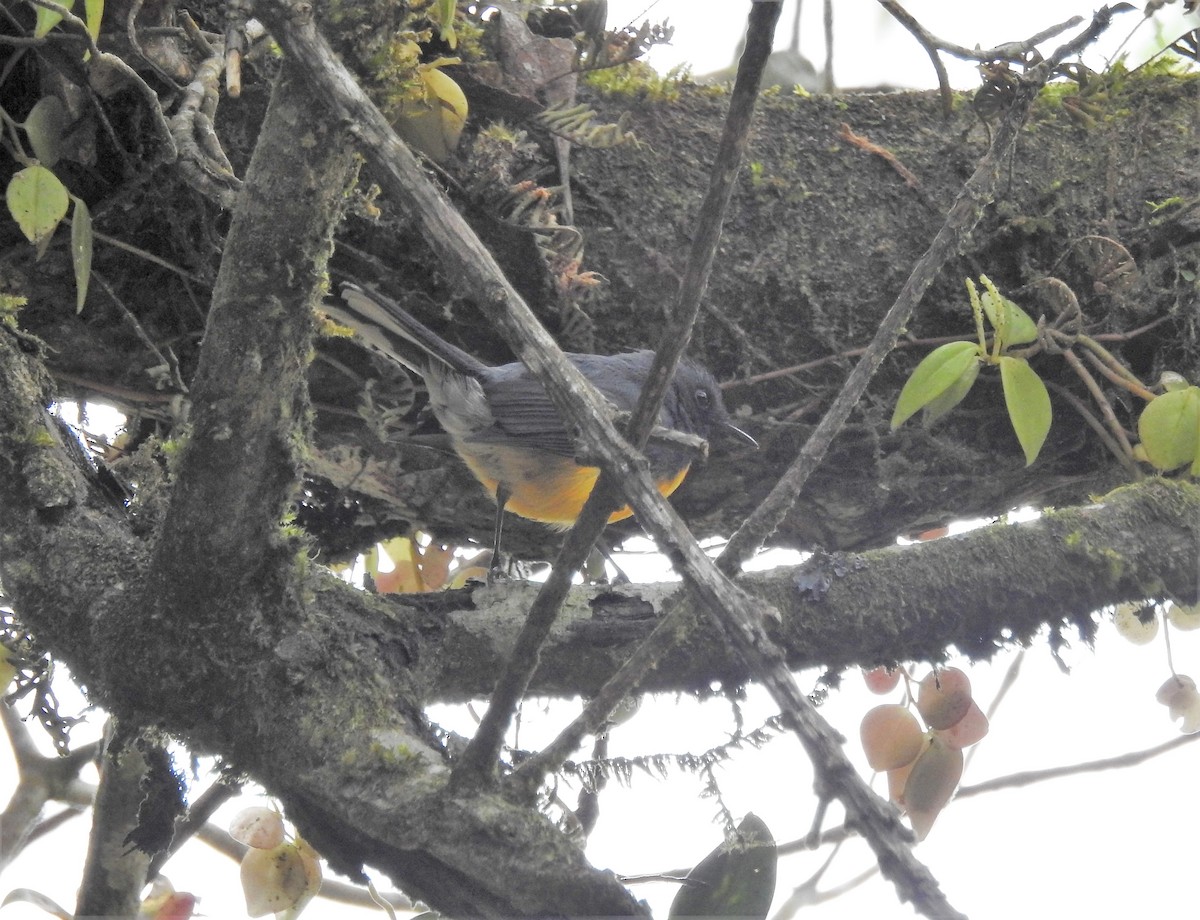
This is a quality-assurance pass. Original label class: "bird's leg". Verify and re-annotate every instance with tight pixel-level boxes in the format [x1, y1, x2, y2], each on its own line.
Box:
[488, 485, 509, 583]
[593, 539, 631, 585]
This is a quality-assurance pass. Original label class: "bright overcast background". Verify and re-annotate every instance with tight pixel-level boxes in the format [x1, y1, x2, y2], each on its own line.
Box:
[4, 2, 1199, 919]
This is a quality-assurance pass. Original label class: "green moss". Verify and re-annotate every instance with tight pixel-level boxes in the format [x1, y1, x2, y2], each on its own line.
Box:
[1066, 534, 1127, 584]
[746, 160, 791, 194]
[29, 427, 56, 448]
[479, 121, 522, 145]
[1138, 53, 1198, 78]
[584, 61, 690, 102]
[1037, 79, 1080, 106]
[451, 18, 487, 62]
[1148, 196, 1187, 213]
[157, 434, 190, 479]
[0, 294, 26, 329]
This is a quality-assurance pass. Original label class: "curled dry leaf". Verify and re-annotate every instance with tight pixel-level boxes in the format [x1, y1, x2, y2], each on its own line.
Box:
[1156, 675, 1200, 734]
[229, 806, 286, 850]
[240, 838, 322, 918]
[1113, 602, 1160, 645]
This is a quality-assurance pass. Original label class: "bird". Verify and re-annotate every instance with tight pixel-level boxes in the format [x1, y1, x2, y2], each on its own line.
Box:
[324, 283, 756, 566]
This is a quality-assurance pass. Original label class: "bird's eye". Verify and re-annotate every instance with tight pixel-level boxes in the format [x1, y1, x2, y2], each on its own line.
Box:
[695, 388, 710, 407]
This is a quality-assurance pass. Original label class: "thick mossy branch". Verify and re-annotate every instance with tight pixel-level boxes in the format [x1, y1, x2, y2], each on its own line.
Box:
[402, 478, 1200, 702]
[1, 50, 648, 920]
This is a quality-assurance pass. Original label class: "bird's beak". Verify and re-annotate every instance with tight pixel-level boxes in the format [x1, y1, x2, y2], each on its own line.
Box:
[724, 421, 759, 449]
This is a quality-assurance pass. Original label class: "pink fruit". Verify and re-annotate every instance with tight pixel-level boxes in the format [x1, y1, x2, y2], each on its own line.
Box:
[862, 666, 902, 695]
[860, 704, 925, 771]
[916, 668, 972, 730]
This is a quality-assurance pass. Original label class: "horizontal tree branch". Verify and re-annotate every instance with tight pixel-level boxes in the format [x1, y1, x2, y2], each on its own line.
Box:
[404, 478, 1200, 702]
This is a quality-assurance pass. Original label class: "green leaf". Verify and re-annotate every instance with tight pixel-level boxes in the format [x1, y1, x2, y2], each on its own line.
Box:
[922, 354, 981, 423]
[981, 290, 1038, 347]
[432, 0, 457, 48]
[33, 0, 74, 38]
[1191, 421, 1200, 478]
[23, 96, 67, 167]
[668, 814, 777, 920]
[1160, 371, 1190, 393]
[999, 356, 1052, 465]
[1138, 386, 1200, 471]
[6, 165, 69, 246]
[70, 196, 92, 312]
[393, 63, 467, 163]
[891, 340, 981, 429]
[84, 0, 102, 46]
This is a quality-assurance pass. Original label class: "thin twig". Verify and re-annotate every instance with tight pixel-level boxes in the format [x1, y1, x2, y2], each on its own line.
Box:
[1045, 380, 1137, 477]
[837, 122, 922, 188]
[48, 369, 180, 409]
[1060, 348, 1136, 461]
[1093, 314, 1173, 343]
[1077, 334, 1158, 400]
[883, 0, 1085, 67]
[722, 334, 970, 389]
[70, 223, 205, 284]
[91, 272, 188, 394]
[1079, 346, 1156, 401]
[957, 731, 1200, 796]
[726, 314, 1170, 393]
[964, 650, 1024, 775]
[877, 0, 954, 112]
[822, 0, 834, 93]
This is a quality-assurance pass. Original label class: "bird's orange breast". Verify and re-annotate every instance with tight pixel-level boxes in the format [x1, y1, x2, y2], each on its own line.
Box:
[457, 443, 691, 527]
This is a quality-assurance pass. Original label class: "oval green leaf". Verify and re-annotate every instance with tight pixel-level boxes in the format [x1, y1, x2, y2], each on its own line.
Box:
[999, 356, 1052, 465]
[23, 96, 67, 168]
[6, 165, 69, 245]
[668, 814, 777, 920]
[1138, 386, 1200, 471]
[70, 196, 92, 312]
[923, 355, 981, 424]
[981, 290, 1039, 347]
[891, 340, 981, 429]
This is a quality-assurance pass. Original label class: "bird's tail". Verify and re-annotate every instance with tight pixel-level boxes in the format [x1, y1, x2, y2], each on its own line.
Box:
[326, 283, 489, 379]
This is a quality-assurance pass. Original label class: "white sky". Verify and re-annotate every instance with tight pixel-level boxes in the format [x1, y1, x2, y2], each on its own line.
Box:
[618, 0, 1193, 89]
[5, 3, 1200, 919]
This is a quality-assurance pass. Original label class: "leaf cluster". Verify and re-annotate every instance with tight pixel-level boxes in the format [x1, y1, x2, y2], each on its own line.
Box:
[892, 276, 1050, 466]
